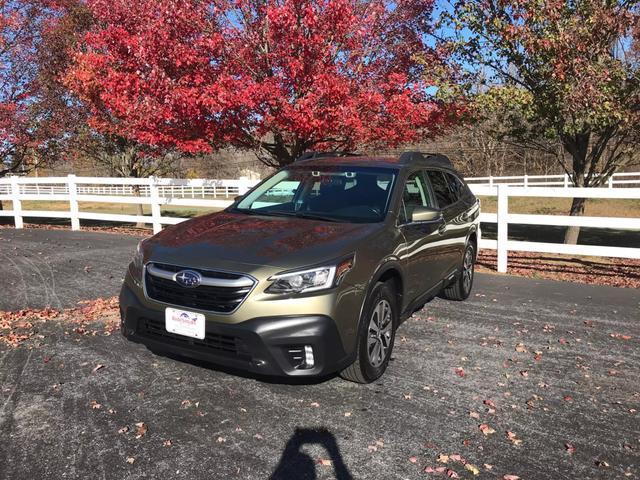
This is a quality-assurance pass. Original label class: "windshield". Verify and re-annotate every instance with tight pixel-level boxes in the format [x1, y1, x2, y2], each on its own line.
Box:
[232, 166, 397, 223]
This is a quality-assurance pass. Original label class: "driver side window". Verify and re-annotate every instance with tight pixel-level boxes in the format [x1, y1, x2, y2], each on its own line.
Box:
[400, 172, 433, 224]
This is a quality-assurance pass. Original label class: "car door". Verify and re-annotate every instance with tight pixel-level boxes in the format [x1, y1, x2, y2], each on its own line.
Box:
[398, 170, 449, 303]
[424, 170, 467, 276]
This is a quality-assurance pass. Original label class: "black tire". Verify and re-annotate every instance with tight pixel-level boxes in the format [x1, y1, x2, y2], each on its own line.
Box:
[340, 282, 397, 383]
[440, 242, 475, 301]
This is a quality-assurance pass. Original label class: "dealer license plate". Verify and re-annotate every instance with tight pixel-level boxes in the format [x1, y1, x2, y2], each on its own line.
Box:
[165, 307, 205, 339]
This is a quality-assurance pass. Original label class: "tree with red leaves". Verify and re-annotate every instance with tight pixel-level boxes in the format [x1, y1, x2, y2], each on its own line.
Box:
[67, 0, 457, 167]
[0, 0, 84, 178]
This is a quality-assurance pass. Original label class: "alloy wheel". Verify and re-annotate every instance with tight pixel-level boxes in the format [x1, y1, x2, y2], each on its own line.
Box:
[462, 248, 474, 294]
[367, 299, 393, 367]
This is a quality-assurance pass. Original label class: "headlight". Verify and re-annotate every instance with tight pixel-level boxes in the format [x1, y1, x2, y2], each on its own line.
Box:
[266, 256, 354, 294]
[129, 240, 145, 284]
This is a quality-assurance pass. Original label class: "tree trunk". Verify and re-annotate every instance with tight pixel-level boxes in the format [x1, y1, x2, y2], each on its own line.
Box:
[132, 184, 145, 228]
[563, 196, 586, 245]
[561, 133, 590, 245]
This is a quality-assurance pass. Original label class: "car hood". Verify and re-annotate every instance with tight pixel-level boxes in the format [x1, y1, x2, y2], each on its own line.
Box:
[145, 211, 381, 270]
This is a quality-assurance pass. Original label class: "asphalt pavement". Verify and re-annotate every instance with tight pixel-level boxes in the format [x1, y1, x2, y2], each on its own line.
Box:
[0, 228, 639, 479]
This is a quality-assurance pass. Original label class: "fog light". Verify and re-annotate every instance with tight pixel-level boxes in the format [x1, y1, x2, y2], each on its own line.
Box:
[287, 345, 315, 369]
[304, 345, 315, 369]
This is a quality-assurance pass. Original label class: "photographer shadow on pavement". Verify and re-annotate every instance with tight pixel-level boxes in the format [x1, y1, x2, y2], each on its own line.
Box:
[270, 427, 354, 480]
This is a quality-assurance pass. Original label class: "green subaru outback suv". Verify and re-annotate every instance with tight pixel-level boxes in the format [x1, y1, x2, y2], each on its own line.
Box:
[120, 152, 480, 383]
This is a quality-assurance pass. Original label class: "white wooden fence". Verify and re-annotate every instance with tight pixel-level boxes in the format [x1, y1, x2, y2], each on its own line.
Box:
[473, 185, 640, 272]
[464, 171, 640, 188]
[1, 175, 639, 273]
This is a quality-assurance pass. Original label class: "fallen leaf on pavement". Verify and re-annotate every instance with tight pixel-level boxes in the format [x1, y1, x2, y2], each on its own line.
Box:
[126, 457, 135, 465]
[92, 364, 105, 373]
[135, 422, 148, 439]
[506, 431, 522, 445]
[465, 464, 480, 475]
[479, 424, 496, 435]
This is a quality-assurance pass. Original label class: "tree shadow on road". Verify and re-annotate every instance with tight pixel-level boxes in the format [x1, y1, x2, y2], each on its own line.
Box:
[270, 427, 353, 480]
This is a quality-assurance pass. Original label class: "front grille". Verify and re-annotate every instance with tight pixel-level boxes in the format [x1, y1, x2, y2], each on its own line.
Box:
[138, 317, 250, 359]
[144, 263, 254, 313]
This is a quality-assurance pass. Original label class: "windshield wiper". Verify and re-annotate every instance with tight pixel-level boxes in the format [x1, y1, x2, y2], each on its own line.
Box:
[233, 209, 342, 223]
[292, 212, 344, 223]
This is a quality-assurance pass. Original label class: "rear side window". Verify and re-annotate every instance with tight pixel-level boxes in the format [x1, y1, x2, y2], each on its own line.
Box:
[445, 173, 467, 202]
[425, 170, 457, 208]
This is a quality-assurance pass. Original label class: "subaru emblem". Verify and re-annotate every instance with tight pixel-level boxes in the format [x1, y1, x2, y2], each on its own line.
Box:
[174, 270, 202, 288]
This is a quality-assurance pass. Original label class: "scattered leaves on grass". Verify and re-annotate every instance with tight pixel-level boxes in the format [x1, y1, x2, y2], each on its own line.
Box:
[565, 443, 576, 454]
[126, 457, 135, 465]
[163, 439, 172, 447]
[89, 400, 102, 410]
[408, 456, 418, 463]
[454, 367, 465, 377]
[503, 475, 520, 480]
[118, 426, 129, 434]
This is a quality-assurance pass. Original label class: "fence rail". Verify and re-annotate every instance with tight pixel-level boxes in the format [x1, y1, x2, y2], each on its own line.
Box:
[1, 175, 639, 273]
[464, 171, 640, 188]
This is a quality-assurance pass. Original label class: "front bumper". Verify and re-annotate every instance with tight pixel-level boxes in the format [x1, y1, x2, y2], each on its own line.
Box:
[119, 283, 352, 378]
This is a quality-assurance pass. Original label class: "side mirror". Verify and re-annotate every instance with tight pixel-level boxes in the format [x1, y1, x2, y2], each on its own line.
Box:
[411, 206, 443, 223]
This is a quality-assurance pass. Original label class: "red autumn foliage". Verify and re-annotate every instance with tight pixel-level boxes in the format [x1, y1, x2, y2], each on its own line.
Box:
[66, 0, 459, 166]
[0, 0, 85, 176]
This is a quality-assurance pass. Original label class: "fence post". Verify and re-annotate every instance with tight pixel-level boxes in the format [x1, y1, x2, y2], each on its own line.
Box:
[497, 184, 508, 273]
[489, 176, 494, 187]
[564, 174, 569, 188]
[523, 174, 528, 187]
[9, 176, 23, 229]
[608, 176, 613, 189]
[149, 176, 162, 234]
[68, 174, 80, 230]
